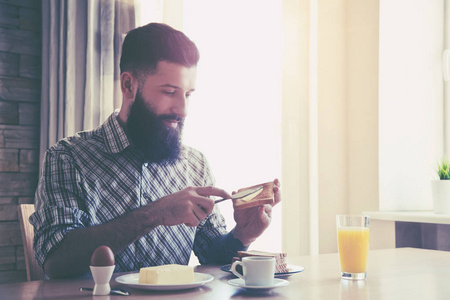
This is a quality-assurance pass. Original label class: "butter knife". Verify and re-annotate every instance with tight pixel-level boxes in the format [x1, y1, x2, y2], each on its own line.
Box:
[214, 185, 263, 204]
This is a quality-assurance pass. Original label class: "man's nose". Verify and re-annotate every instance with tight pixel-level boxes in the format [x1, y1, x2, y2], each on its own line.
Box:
[172, 94, 188, 118]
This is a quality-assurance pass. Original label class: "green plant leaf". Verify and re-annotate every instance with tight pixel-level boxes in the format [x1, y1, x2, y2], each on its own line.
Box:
[438, 158, 450, 180]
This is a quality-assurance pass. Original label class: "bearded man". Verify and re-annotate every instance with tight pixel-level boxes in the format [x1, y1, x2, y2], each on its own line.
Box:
[31, 23, 281, 279]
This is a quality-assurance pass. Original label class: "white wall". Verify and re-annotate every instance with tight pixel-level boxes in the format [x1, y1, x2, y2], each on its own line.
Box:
[282, 0, 396, 255]
[347, 0, 380, 216]
[281, 0, 312, 257]
[347, 0, 394, 252]
[378, 0, 444, 211]
[314, 0, 444, 252]
[317, 0, 348, 254]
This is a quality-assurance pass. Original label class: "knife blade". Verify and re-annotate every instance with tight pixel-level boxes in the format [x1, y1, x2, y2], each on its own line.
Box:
[214, 185, 263, 204]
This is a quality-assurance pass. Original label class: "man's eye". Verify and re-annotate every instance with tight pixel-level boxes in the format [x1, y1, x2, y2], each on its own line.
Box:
[186, 91, 195, 99]
[163, 91, 175, 96]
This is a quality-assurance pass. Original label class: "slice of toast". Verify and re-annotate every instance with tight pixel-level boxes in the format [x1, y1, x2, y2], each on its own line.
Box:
[233, 181, 274, 210]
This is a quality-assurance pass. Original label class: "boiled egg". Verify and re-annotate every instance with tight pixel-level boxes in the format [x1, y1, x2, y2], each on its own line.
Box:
[90, 245, 115, 266]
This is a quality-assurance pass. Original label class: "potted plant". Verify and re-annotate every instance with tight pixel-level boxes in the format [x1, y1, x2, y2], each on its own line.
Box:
[431, 158, 450, 214]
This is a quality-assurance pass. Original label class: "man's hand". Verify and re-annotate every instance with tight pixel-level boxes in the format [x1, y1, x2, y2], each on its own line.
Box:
[44, 185, 229, 278]
[149, 186, 230, 227]
[231, 179, 281, 246]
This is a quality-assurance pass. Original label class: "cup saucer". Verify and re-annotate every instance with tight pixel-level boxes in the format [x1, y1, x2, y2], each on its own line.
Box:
[227, 278, 289, 290]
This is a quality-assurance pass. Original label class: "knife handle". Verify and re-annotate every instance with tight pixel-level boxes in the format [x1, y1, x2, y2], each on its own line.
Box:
[214, 197, 231, 204]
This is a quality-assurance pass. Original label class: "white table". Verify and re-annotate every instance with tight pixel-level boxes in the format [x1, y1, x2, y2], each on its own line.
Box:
[1, 248, 449, 299]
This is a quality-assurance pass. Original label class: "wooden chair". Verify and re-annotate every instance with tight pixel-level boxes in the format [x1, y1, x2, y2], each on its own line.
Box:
[17, 204, 44, 281]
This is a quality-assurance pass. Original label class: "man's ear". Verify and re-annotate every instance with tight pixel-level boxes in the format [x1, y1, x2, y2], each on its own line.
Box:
[120, 72, 136, 99]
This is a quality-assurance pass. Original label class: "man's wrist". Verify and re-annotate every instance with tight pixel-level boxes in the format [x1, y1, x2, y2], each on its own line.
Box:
[231, 227, 255, 247]
[122, 203, 160, 235]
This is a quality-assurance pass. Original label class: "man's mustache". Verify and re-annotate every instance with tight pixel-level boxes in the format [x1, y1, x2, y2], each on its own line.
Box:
[158, 114, 184, 123]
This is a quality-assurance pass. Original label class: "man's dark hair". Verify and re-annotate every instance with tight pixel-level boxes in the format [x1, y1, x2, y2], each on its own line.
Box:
[120, 23, 200, 77]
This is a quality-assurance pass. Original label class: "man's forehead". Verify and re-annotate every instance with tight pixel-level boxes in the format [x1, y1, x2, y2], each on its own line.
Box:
[154, 60, 197, 74]
[143, 61, 197, 88]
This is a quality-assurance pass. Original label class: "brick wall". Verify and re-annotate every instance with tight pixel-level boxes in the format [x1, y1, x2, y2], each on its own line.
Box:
[0, 0, 41, 283]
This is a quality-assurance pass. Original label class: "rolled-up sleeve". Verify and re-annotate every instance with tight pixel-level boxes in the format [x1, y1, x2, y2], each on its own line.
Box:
[193, 206, 248, 265]
[29, 146, 89, 268]
[192, 156, 247, 265]
[193, 205, 228, 264]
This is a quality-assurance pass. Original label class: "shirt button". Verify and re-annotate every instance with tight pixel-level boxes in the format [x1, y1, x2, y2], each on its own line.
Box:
[143, 162, 148, 167]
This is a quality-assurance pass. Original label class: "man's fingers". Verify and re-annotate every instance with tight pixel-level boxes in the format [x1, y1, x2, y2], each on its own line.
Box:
[194, 197, 214, 214]
[190, 209, 203, 226]
[184, 205, 206, 227]
[274, 178, 280, 187]
[273, 179, 281, 206]
[264, 204, 272, 217]
[193, 204, 209, 221]
[196, 186, 231, 199]
[260, 205, 272, 222]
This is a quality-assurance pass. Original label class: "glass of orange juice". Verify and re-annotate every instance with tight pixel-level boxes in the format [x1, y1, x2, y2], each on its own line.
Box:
[336, 215, 370, 280]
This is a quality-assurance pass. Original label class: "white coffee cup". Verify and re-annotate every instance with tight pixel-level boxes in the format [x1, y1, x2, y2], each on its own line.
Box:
[230, 256, 275, 286]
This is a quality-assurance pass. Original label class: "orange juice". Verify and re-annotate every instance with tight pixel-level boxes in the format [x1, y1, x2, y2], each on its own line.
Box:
[337, 227, 370, 273]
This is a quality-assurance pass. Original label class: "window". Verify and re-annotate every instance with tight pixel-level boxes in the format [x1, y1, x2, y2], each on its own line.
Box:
[182, 1, 282, 252]
[136, 1, 283, 253]
[378, 0, 444, 211]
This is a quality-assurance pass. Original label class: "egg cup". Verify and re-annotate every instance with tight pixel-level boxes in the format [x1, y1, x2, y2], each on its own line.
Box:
[90, 265, 115, 295]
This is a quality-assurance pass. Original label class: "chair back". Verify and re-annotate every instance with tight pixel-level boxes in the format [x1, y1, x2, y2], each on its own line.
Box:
[17, 204, 44, 281]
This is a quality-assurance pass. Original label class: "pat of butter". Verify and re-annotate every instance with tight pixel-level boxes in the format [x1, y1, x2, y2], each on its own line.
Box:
[237, 188, 263, 203]
[138, 264, 194, 284]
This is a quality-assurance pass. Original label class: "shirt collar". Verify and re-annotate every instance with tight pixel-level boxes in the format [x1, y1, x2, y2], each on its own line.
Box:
[102, 110, 130, 154]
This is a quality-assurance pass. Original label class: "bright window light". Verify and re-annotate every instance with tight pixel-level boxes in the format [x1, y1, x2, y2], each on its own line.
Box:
[137, 0, 282, 253]
[183, 1, 282, 252]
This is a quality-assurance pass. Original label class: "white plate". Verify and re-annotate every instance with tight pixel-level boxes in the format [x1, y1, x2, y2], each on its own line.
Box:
[115, 272, 214, 291]
[221, 264, 305, 277]
[228, 278, 289, 290]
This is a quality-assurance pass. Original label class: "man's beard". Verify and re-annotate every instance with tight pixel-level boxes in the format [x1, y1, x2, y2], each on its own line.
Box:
[126, 91, 184, 164]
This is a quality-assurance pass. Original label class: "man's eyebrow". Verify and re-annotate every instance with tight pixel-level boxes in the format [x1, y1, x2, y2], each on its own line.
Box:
[160, 84, 180, 89]
[159, 84, 195, 92]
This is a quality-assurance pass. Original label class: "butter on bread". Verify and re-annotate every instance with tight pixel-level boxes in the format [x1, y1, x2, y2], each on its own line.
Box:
[233, 181, 274, 210]
[138, 264, 194, 285]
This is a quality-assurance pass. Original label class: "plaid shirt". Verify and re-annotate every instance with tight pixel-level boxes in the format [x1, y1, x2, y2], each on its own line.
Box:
[30, 112, 241, 274]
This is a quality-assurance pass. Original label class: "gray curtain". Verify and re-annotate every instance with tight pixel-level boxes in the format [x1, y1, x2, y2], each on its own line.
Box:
[40, 0, 135, 166]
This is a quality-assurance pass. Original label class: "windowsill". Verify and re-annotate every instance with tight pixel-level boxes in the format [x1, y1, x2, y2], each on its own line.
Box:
[363, 211, 450, 225]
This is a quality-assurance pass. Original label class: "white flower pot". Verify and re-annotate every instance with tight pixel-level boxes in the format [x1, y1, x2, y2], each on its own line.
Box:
[431, 180, 450, 214]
